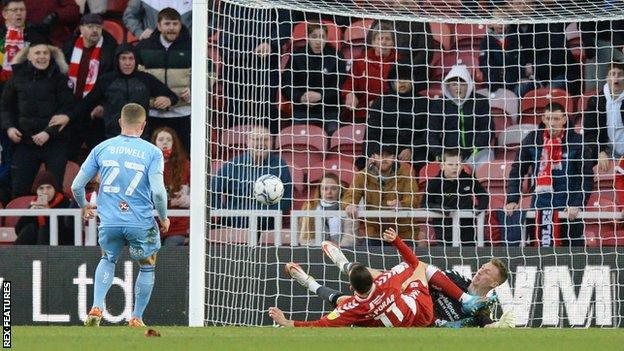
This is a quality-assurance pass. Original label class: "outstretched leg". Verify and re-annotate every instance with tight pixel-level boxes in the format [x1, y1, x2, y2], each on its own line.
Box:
[285, 263, 347, 307]
[425, 265, 496, 314]
[321, 241, 383, 279]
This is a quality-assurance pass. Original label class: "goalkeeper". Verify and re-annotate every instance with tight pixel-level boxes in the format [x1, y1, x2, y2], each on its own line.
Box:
[285, 237, 513, 328]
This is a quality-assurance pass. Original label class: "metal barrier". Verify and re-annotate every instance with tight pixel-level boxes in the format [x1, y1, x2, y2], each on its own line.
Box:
[0, 208, 191, 246]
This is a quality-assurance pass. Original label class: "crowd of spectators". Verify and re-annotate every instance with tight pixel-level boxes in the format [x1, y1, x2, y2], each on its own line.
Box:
[0, 0, 193, 245]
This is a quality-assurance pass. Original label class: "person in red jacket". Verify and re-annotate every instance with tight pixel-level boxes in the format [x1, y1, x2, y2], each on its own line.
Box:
[341, 20, 400, 121]
[151, 126, 189, 245]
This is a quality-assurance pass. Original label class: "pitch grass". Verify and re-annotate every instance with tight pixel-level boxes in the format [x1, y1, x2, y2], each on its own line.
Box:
[11, 326, 624, 351]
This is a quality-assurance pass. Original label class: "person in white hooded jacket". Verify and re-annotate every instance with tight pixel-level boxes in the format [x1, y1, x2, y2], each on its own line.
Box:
[428, 65, 494, 172]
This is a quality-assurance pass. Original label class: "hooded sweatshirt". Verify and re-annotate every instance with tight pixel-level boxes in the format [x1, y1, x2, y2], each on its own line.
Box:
[70, 44, 178, 138]
[428, 65, 493, 160]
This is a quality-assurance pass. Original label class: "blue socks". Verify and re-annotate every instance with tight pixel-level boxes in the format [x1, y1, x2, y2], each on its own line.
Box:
[92, 257, 116, 309]
[132, 265, 155, 320]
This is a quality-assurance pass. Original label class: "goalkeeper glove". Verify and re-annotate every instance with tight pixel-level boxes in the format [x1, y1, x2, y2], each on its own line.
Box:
[492, 310, 516, 328]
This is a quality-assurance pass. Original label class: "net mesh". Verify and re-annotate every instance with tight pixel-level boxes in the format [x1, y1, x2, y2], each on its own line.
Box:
[206, 0, 624, 327]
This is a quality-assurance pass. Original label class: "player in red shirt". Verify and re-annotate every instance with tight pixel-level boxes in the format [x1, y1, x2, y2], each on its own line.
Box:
[268, 228, 434, 327]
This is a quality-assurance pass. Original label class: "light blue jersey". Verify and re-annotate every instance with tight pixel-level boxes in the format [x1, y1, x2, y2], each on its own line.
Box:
[77, 135, 165, 228]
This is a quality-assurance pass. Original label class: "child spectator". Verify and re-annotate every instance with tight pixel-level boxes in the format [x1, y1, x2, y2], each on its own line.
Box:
[343, 145, 421, 245]
[505, 103, 593, 247]
[152, 127, 189, 246]
[422, 148, 489, 245]
[298, 173, 356, 247]
[429, 64, 494, 172]
[14, 171, 74, 245]
[282, 22, 346, 136]
[341, 21, 400, 121]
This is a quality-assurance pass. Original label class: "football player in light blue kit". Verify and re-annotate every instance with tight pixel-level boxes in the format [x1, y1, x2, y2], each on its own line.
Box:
[71, 103, 170, 327]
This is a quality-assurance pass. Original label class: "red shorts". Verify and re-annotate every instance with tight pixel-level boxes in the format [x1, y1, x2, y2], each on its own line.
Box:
[404, 280, 434, 327]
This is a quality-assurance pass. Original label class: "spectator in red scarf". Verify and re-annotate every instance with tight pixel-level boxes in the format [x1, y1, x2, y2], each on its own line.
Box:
[341, 20, 400, 122]
[14, 171, 74, 245]
[151, 126, 189, 246]
[504, 103, 593, 247]
[61, 13, 117, 161]
[0, 0, 45, 83]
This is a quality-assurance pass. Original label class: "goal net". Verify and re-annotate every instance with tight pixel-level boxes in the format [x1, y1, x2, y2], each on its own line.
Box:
[202, 0, 624, 327]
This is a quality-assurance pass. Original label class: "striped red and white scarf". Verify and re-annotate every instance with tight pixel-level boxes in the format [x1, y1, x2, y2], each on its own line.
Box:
[535, 129, 563, 194]
[68, 36, 102, 97]
[0, 26, 24, 80]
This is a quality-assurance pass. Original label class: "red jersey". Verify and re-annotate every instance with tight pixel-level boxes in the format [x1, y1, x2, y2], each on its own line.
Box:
[294, 238, 432, 327]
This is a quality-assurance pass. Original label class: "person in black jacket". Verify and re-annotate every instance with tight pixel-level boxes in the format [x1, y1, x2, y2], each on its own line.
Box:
[428, 64, 494, 172]
[583, 62, 624, 173]
[14, 171, 74, 245]
[365, 64, 429, 173]
[0, 39, 74, 198]
[281, 22, 346, 136]
[505, 103, 593, 247]
[581, 18, 624, 90]
[49, 44, 178, 142]
[61, 13, 118, 160]
[135, 8, 192, 154]
[479, 8, 521, 92]
[423, 148, 489, 245]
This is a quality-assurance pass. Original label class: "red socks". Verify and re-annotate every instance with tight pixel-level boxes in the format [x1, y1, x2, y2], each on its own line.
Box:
[428, 270, 465, 301]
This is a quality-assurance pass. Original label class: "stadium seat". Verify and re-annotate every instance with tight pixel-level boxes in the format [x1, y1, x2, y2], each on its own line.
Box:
[102, 20, 125, 44]
[565, 22, 585, 63]
[497, 123, 537, 148]
[429, 22, 453, 51]
[342, 19, 374, 60]
[593, 159, 618, 190]
[259, 230, 292, 246]
[418, 162, 440, 188]
[576, 87, 600, 115]
[418, 83, 443, 99]
[520, 88, 572, 125]
[277, 125, 326, 172]
[208, 228, 249, 244]
[106, 0, 128, 14]
[487, 88, 519, 121]
[5, 195, 35, 228]
[0, 227, 16, 244]
[308, 155, 356, 188]
[285, 19, 342, 53]
[476, 160, 513, 194]
[63, 161, 80, 198]
[284, 159, 305, 198]
[441, 51, 484, 83]
[126, 30, 138, 44]
[452, 23, 486, 50]
[218, 124, 256, 160]
[328, 124, 366, 163]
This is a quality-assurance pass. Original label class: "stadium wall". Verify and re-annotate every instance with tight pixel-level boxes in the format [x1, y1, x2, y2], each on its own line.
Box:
[1, 246, 622, 327]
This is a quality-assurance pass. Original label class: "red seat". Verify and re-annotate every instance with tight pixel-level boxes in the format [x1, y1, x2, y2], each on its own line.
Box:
[429, 22, 453, 51]
[418, 162, 440, 188]
[259, 230, 292, 246]
[208, 228, 249, 244]
[284, 160, 305, 198]
[277, 125, 326, 171]
[497, 123, 537, 148]
[218, 124, 256, 160]
[453, 23, 486, 49]
[5, 196, 35, 228]
[102, 20, 125, 44]
[341, 19, 373, 60]
[328, 124, 366, 162]
[106, 0, 128, 13]
[476, 160, 513, 194]
[63, 161, 80, 198]
[520, 88, 573, 125]
[308, 155, 356, 188]
[577, 87, 600, 115]
[285, 20, 342, 53]
[126, 30, 138, 44]
[441, 52, 484, 83]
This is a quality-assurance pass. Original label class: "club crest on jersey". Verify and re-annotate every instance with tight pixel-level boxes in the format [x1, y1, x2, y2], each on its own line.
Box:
[119, 201, 129, 212]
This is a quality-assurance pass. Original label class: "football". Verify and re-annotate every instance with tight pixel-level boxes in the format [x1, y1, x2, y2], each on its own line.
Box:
[253, 174, 284, 205]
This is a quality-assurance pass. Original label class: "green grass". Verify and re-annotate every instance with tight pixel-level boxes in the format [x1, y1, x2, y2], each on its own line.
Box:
[11, 326, 624, 351]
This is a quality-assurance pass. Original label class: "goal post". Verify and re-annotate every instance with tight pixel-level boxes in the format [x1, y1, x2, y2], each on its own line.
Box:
[189, 0, 209, 327]
[198, 0, 624, 327]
